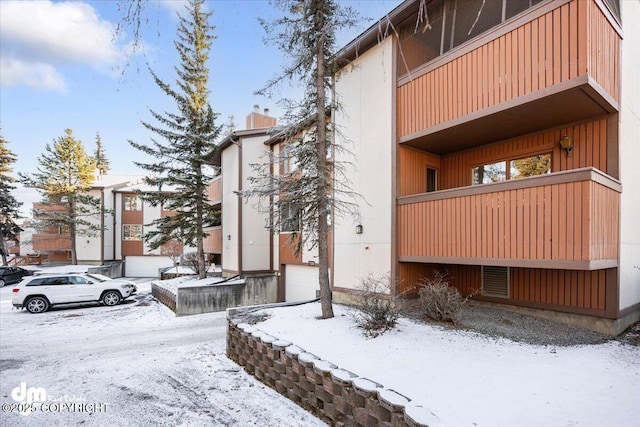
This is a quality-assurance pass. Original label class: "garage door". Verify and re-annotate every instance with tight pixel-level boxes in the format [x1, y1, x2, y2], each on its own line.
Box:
[124, 256, 173, 278]
[285, 265, 319, 302]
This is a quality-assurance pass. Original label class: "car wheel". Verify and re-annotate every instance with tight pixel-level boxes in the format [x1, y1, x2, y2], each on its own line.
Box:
[102, 291, 122, 306]
[26, 297, 49, 313]
[0, 279, 5, 287]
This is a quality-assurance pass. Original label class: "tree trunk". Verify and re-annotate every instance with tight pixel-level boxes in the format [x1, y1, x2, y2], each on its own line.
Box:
[315, 0, 333, 319]
[69, 198, 78, 265]
[0, 227, 7, 266]
[195, 170, 206, 279]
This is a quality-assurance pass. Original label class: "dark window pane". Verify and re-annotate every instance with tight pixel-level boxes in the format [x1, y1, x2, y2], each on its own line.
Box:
[452, 0, 503, 48]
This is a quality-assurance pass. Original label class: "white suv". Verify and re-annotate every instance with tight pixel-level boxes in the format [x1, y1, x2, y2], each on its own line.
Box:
[12, 273, 137, 313]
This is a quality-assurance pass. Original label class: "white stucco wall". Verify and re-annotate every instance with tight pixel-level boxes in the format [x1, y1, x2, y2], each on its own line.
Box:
[141, 203, 162, 255]
[619, 1, 640, 310]
[75, 188, 103, 262]
[102, 188, 116, 261]
[114, 193, 123, 260]
[333, 36, 395, 290]
[222, 144, 240, 272]
[241, 135, 272, 271]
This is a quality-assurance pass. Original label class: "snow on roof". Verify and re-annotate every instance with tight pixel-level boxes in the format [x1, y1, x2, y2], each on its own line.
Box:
[91, 174, 145, 189]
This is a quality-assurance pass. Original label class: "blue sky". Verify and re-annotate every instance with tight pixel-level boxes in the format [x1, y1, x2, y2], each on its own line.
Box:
[0, 0, 403, 217]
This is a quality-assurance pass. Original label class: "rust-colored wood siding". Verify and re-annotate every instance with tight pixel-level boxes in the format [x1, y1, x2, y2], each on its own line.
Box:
[399, 117, 609, 195]
[207, 178, 222, 203]
[398, 147, 441, 196]
[203, 227, 222, 254]
[122, 241, 143, 256]
[397, 168, 619, 269]
[396, 0, 620, 139]
[398, 263, 608, 313]
[279, 234, 302, 264]
[121, 210, 143, 224]
[32, 234, 71, 251]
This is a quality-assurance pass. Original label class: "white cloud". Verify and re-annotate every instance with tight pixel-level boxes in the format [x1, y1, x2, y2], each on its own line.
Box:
[156, 0, 189, 17]
[0, 57, 66, 92]
[0, 1, 124, 90]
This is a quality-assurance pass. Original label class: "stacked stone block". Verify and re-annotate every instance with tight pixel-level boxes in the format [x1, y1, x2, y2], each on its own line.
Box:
[226, 319, 438, 427]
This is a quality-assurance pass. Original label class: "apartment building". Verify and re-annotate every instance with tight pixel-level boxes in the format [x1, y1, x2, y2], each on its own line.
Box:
[330, 0, 639, 334]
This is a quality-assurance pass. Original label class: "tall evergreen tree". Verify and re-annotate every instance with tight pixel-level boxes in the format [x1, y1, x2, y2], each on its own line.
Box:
[0, 134, 23, 265]
[129, 0, 221, 279]
[19, 129, 100, 265]
[94, 132, 110, 175]
[243, 0, 358, 319]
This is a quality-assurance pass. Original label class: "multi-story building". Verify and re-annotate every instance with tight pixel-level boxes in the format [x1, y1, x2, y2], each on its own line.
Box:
[30, 174, 142, 264]
[328, 0, 639, 334]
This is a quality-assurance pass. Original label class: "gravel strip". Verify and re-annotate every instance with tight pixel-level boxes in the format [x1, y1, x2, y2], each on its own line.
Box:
[404, 302, 639, 347]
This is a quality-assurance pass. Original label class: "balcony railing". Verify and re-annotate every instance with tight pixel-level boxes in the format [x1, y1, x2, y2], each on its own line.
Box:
[397, 0, 620, 154]
[32, 234, 71, 251]
[397, 168, 620, 270]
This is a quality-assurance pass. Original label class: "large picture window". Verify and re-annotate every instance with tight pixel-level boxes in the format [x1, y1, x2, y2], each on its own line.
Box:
[123, 224, 142, 241]
[280, 202, 300, 233]
[472, 153, 551, 185]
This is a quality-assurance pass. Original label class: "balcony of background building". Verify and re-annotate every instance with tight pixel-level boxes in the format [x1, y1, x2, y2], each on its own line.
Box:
[32, 233, 71, 252]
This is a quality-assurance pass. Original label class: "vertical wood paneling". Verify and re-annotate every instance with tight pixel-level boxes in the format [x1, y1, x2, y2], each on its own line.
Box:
[279, 234, 302, 264]
[396, 0, 620, 139]
[399, 263, 607, 312]
[397, 170, 620, 265]
[434, 117, 608, 190]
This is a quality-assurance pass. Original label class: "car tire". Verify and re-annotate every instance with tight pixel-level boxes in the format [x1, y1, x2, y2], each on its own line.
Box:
[25, 296, 49, 313]
[0, 279, 5, 287]
[102, 291, 122, 306]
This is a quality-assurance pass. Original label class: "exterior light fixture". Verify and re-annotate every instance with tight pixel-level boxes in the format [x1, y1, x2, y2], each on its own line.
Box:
[355, 224, 363, 234]
[559, 134, 573, 157]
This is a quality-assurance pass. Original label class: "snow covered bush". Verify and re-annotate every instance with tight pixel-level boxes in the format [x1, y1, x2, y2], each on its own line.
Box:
[352, 273, 402, 338]
[417, 271, 472, 323]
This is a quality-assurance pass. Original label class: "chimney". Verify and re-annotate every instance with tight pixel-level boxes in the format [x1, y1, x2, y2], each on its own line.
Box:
[246, 106, 277, 130]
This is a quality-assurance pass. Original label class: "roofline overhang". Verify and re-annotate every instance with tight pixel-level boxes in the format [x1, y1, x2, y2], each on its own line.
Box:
[336, 0, 417, 65]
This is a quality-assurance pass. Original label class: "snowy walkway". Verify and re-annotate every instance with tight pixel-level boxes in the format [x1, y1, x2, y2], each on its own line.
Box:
[0, 280, 324, 426]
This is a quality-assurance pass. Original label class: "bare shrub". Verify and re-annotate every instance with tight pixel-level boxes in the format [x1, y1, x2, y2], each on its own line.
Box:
[351, 273, 403, 338]
[417, 271, 474, 323]
[180, 252, 199, 274]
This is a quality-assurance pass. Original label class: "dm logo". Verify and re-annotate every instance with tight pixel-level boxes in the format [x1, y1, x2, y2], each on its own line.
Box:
[11, 382, 47, 416]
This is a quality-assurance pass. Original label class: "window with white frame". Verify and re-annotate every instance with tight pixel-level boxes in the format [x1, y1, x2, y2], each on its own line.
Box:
[124, 195, 141, 211]
[123, 224, 142, 241]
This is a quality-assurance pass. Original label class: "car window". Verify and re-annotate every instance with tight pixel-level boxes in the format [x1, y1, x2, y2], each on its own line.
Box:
[45, 277, 71, 285]
[86, 274, 109, 283]
[69, 276, 91, 284]
[27, 277, 49, 286]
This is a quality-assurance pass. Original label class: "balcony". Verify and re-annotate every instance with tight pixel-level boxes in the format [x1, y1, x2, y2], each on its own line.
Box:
[397, 0, 620, 154]
[397, 168, 620, 270]
[32, 233, 71, 252]
[207, 177, 222, 205]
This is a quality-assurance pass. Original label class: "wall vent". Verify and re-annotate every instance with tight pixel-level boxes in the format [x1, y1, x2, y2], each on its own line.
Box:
[482, 266, 509, 298]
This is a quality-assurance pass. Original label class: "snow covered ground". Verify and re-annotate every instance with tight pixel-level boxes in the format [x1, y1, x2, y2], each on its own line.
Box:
[253, 302, 640, 427]
[0, 279, 325, 426]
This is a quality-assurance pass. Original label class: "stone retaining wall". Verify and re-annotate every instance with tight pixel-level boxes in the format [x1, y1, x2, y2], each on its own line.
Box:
[227, 319, 439, 427]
